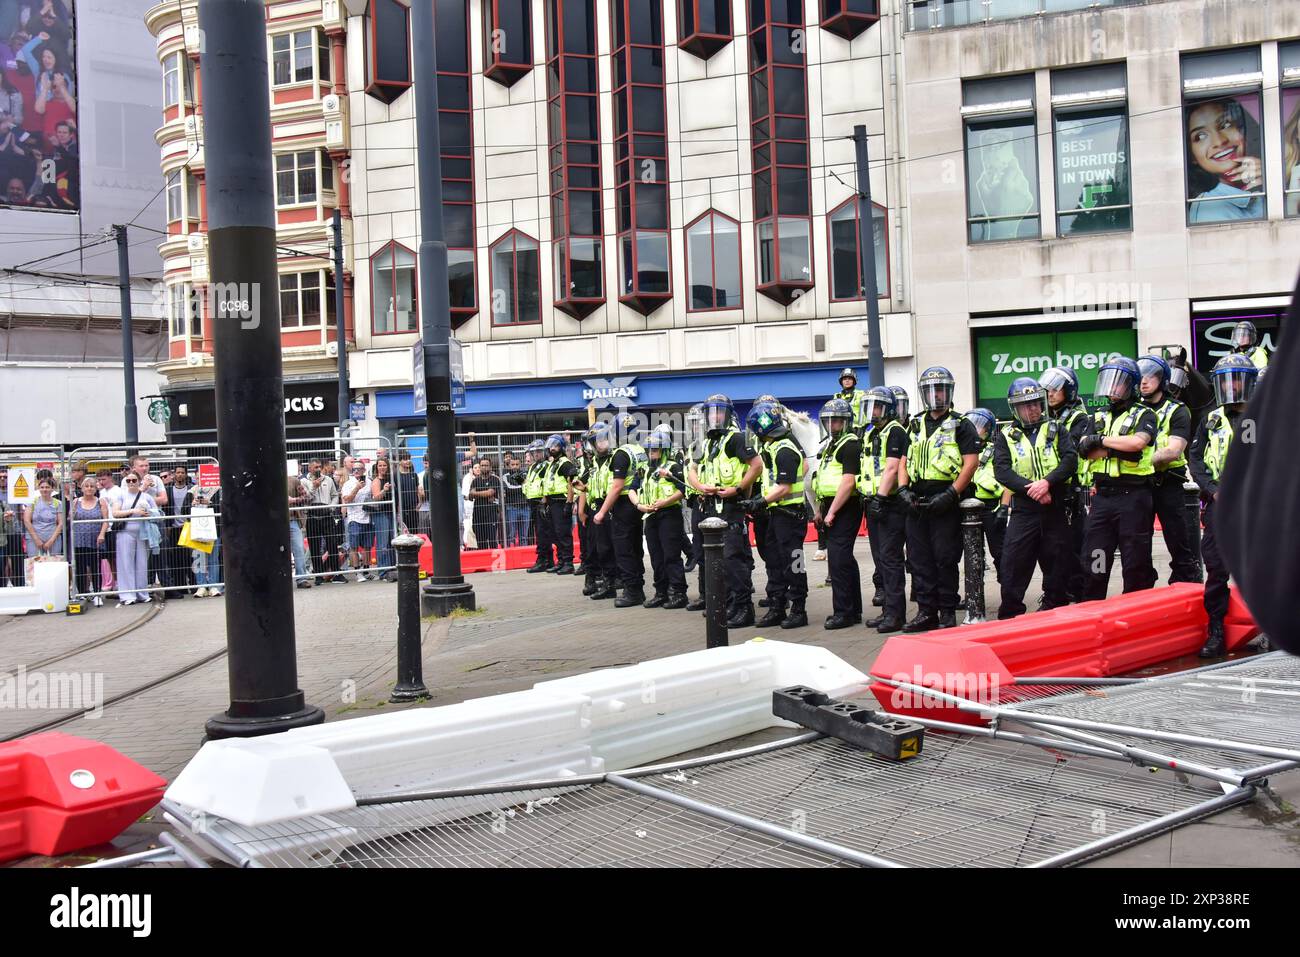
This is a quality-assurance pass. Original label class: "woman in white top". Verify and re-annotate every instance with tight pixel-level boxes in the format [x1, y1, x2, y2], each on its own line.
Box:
[111, 472, 161, 605]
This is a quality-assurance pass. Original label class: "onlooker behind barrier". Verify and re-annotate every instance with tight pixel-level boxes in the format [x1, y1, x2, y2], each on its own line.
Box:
[183, 481, 223, 597]
[341, 461, 374, 582]
[395, 450, 420, 534]
[416, 453, 432, 534]
[22, 474, 63, 567]
[95, 469, 119, 588]
[470, 455, 503, 550]
[369, 458, 396, 581]
[502, 452, 530, 546]
[71, 476, 109, 605]
[163, 465, 195, 597]
[287, 474, 313, 588]
[0, 469, 23, 587]
[112, 472, 160, 605]
[305, 458, 342, 584]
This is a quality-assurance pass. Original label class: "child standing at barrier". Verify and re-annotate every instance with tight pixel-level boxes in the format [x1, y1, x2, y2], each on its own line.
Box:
[71, 476, 110, 605]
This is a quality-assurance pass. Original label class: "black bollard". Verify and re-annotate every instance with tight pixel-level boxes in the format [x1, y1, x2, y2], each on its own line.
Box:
[1183, 482, 1205, 583]
[391, 534, 431, 702]
[700, 517, 728, 648]
[960, 499, 987, 624]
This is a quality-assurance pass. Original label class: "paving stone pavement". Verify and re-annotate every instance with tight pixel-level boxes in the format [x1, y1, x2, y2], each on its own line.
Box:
[1, 534, 1295, 868]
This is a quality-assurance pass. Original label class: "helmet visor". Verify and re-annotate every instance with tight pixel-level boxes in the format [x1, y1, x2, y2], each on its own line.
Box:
[862, 396, 891, 424]
[963, 413, 991, 441]
[1215, 369, 1256, 406]
[1096, 367, 1134, 401]
[1232, 324, 1256, 348]
[919, 380, 953, 411]
[892, 393, 910, 419]
[1011, 394, 1047, 426]
[1039, 367, 1072, 394]
[1136, 357, 1167, 384]
[704, 403, 731, 431]
[1168, 366, 1188, 393]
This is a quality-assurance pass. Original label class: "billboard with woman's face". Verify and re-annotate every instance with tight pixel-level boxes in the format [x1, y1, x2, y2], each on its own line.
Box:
[1283, 87, 1300, 219]
[0, 0, 79, 211]
[1184, 93, 1265, 225]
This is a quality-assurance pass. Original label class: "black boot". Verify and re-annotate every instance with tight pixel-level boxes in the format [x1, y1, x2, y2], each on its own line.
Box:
[643, 591, 668, 609]
[582, 573, 597, 596]
[757, 603, 786, 628]
[780, 601, 808, 629]
[1198, 618, 1226, 658]
[726, 603, 756, 628]
[685, 594, 706, 611]
[683, 556, 697, 574]
[903, 609, 939, 633]
[591, 580, 618, 600]
[872, 589, 884, 607]
[615, 586, 646, 608]
[664, 590, 688, 610]
[875, 617, 904, 634]
[758, 596, 770, 608]
[554, 563, 575, 575]
[937, 609, 958, 629]
[526, 561, 552, 573]
[824, 613, 856, 630]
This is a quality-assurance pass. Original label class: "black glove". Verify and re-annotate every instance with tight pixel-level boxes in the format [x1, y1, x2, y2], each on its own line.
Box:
[897, 487, 919, 513]
[927, 486, 959, 514]
[741, 495, 767, 514]
[1076, 434, 1102, 457]
[866, 495, 884, 519]
[992, 504, 1009, 533]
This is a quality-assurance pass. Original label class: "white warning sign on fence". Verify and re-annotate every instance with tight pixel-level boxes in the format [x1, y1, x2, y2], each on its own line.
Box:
[6, 466, 37, 505]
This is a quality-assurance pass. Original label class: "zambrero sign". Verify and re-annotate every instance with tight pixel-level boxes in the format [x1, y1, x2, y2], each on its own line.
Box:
[975, 326, 1137, 418]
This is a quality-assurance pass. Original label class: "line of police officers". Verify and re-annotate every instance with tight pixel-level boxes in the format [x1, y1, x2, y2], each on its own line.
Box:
[515, 318, 1267, 655]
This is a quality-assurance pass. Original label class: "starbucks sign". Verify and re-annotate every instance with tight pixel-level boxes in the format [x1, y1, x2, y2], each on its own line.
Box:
[975, 325, 1137, 419]
[147, 399, 171, 425]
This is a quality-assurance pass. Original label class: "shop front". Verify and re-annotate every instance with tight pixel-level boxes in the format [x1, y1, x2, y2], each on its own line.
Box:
[161, 377, 344, 443]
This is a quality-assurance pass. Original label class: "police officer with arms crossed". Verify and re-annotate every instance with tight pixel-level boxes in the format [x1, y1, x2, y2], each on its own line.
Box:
[897, 367, 980, 632]
[964, 408, 1007, 583]
[542, 435, 577, 575]
[813, 398, 862, 630]
[1189, 354, 1258, 658]
[742, 401, 809, 630]
[1075, 357, 1157, 599]
[523, 440, 553, 572]
[688, 395, 763, 628]
[585, 423, 620, 600]
[593, 413, 648, 608]
[1138, 354, 1200, 584]
[992, 378, 1078, 618]
[859, 387, 909, 634]
[634, 430, 689, 610]
[1228, 320, 1269, 370]
[1037, 366, 1093, 601]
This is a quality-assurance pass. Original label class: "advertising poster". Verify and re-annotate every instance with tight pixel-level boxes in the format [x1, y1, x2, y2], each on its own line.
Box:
[0, 0, 80, 210]
[975, 326, 1138, 419]
[1184, 93, 1265, 224]
[1056, 109, 1131, 233]
[1190, 311, 1284, 377]
[1284, 86, 1300, 218]
[966, 117, 1039, 241]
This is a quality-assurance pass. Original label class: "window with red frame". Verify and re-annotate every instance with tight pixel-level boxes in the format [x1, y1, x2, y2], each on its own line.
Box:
[490, 231, 542, 325]
[612, 0, 670, 314]
[372, 242, 418, 334]
[438, 0, 477, 324]
[685, 211, 742, 311]
[829, 198, 888, 301]
[546, 0, 603, 318]
[365, 0, 411, 103]
[678, 0, 732, 60]
[749, 0, 813, 304]
[819, 0, 879, 40]
[483, 0, 534, 86]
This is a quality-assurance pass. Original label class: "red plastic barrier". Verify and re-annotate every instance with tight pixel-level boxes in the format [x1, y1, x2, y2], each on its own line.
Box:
[0, 733, 166, 862]
[868, 584, 1260, 724]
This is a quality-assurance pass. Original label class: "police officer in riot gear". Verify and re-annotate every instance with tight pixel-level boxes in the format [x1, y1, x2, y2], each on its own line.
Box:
[523, 439, 553, 572]
[744, 401, 809, 629]
[1038, 365, 1093, 600]
[1229, 320, 1269, 369]
[542, 434, 577, 575]
[573, 429, 597, 593]
[1190, 354, 1258, 657]
[889, 386, 911, 431]
[898, 367, 980, 631]
[964, 408, 1006, 582]
[688, 394, 763, 628]
[1076, 357, 1158, 599]
[749, 394, 782, 609]
[635, 430, 689, 610]
[1138, 354, 1200, 584]
[993, 378, 1078, 619]
[834, 369, 868, 433]
[683, 403, 709, 610]
[593, 413, 648, 607]
[813, 398, 862, 629]
[859, 387, 909, 633]
[585, 423, 619, 600]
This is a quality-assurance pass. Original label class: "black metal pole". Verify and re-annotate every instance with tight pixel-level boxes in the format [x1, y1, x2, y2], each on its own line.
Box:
[333, 208, 350, 426]
[412, 0, 474, 617]
[1183, 481, 1204, 583]
[960, 499, 986, 624]
[200, 0, 323, 739]
[701, 516, 728, 648]
[391, 534, 431, 702]
[115, 224, 138, 450]
[853, 125, 885, 390]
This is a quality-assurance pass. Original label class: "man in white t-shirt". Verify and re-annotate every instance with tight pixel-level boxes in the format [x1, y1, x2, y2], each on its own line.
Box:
[340, 461, 374, 582]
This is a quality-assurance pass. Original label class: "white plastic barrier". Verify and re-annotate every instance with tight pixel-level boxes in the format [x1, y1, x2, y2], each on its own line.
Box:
[166, 638, 868, 827]
[0, 560, 69, 615]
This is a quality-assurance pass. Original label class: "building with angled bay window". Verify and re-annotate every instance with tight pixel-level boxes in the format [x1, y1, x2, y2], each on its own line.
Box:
[902, 0, 1300, 417]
